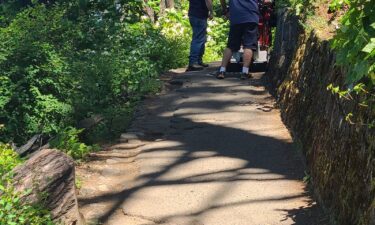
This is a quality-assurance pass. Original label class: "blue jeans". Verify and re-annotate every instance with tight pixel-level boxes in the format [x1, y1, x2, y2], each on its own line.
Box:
[189, 16, 208, 65]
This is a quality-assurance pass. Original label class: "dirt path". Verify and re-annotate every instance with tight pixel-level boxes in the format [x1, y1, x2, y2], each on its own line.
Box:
[77, 65, 326, 225]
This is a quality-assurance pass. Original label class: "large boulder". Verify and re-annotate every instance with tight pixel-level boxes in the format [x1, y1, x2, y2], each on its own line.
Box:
[12, 149, 84, 225]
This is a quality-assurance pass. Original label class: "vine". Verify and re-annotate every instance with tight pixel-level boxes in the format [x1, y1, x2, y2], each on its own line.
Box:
[328, 0, 374, 127]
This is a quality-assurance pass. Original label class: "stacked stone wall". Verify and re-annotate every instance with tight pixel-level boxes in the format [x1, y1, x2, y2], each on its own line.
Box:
[266, 9, 375, 225]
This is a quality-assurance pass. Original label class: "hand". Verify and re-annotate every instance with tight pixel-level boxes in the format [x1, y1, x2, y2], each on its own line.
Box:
[222, 7, 229, 19]
[225, 11, 230, 19]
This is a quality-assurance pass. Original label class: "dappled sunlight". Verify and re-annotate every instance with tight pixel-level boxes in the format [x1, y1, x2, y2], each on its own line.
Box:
[78, 72, 321, 225]
[156, 155, 248, 181]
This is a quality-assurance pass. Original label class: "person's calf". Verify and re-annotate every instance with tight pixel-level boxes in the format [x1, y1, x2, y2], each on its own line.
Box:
[241, 48, 254, 79]
[219, 48, 233, 73]
[242, 48, 253, 68]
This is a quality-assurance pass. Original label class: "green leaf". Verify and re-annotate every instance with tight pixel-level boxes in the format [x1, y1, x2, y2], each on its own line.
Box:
[350, 61, 370, 82]
[370, 72, 375, 85]
[362, 38, 375, 53]
[353, 83, 366, 94]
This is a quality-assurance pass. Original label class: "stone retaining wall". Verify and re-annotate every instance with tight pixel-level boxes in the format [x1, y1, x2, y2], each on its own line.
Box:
[266, 9, 375, 225]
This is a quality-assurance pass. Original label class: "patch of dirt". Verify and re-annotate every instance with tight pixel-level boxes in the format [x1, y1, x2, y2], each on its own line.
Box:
[76, 132, 148, 224]
[306, 0, 345, 40]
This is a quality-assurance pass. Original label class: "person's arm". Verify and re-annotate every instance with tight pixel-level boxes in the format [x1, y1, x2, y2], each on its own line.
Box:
[205, 0, 214, 19]
[220, 0, 229, 18]
[220, 0, 227, 12]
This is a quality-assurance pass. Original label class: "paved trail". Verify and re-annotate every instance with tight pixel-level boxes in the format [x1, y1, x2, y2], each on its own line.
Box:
[77, 66, 325, 225]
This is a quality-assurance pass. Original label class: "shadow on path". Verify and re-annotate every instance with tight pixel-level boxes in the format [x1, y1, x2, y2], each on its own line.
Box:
[79, 69, 328, 225]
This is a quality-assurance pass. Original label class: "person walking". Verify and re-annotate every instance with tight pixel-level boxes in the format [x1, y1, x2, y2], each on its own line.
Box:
[217, 0, 259, 79]
[187, 0, 214, 71]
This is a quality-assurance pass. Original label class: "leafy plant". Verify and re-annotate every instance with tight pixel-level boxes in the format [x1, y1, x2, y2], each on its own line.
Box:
[204, 17, 229, 62]
[0, 4, 75, 144]
[49, 127, 98, 160]
[326, 0, 375, 128]
[0, 186, 54, 225]
[0, 144, 21, 178]
[0, 1, 206, 145]
[330, 0, 375, 84]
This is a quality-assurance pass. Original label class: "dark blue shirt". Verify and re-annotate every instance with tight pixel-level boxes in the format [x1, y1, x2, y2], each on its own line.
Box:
[229, 0, 259, 25]
[189, 0, 209, 19]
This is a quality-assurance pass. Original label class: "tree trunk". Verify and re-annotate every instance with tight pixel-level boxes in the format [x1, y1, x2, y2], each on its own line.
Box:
[144, 0, 155, 22]
[160, 0, 166, 14]
[166, 0, 175, 8]
[11, 149, 84, 225]
[160, 0, 174, 14]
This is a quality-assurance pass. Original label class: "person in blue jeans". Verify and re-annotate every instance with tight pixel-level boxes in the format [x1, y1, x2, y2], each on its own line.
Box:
[217, 0, 260, 79]
[187, 0, 213, 71]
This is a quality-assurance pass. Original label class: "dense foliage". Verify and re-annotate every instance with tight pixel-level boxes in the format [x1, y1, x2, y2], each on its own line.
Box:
[0, 1, 178, 145]
[0, 0, 228, 147]
[330, 0, 374, 85]
[0, 144, 20, 178]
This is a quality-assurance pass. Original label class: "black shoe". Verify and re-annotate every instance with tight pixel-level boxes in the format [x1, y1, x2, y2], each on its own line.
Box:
[240, 73, 248, 80]
[198, 62, 209, 67]
[186, 64, 204, 71]
[216, 71, 225, 79]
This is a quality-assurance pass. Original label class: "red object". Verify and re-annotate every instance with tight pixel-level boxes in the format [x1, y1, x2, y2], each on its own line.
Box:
[258, 0, 274, 50]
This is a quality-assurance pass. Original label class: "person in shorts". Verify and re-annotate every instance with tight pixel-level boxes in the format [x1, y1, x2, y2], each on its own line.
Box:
[217, 0, 259, 79]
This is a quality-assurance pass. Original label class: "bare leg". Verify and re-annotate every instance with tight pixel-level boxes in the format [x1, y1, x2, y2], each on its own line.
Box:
[243, 48, 253, 68]
[216, 48, 233, 79]
[220, 48, 233, 68]
[240, 48, 254, 79]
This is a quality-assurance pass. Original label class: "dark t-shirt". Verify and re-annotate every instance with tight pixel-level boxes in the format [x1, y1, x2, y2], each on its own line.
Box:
[189, 0, 209, 19]
[229, 0, 259, 25]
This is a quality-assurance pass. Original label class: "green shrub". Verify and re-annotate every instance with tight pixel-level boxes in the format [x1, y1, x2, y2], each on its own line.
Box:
[330, 0, 375, 84]
[0, 187, 54, 225]
[49, 127, 98, 160]
[204, 17, 229, 62]
[0, 144, 21, 179]
[0, 1, 197, 145]
[0, 0, 229, 149]
[0, 4, 75, 144]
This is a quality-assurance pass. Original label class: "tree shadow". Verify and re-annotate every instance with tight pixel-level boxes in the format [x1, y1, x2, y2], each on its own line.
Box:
[78, 71, 327, 225]
[278, 196, 330, 225]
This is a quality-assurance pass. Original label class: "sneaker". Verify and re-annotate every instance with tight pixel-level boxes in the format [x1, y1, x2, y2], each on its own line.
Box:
[240, 73, 253, 80]
[186, 64, 204, 71]
[216, 71, 225, 79]
[240, 73, 248, 80]
[198, 62, 209, 67]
